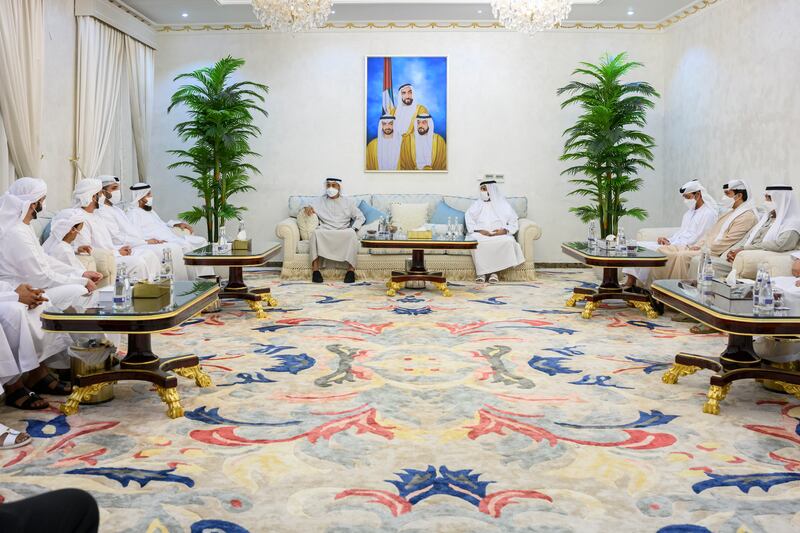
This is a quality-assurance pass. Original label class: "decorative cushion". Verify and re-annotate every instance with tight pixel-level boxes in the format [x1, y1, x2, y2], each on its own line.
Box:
[430, 200, 465, 226]
[390, 203, 429, 231]
[442, 195, 528, 218]
[371, 194, 442, 217]
[296, 209, 319, 241]
[358, 200, 387, 225]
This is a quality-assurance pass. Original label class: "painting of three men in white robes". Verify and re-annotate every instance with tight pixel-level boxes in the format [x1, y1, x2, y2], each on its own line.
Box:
[365, 56, 448, 172]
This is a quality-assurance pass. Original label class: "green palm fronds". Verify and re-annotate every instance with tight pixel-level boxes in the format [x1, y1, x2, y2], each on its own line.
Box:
[558, 52, 659, 238]
[168, 56, 268, 241]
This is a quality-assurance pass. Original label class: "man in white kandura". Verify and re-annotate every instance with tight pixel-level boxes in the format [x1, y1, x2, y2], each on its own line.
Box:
[302, 177, 365, 284]
[715, 185, 800, 277]
[43, 210, 90, 270]
[623, 179, 718, 289]
[71, 179, 160, 282]
[465, 180, 524, 284]
[96, 176, 189, 280]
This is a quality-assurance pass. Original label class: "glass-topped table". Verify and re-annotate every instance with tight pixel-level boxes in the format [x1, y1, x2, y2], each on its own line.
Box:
[184, 241, 282, 318]
[361, 234, 478, 296]
[652, 279, 800, 414]
[41, 281, 220, 419]
[561, 241, 668, 319]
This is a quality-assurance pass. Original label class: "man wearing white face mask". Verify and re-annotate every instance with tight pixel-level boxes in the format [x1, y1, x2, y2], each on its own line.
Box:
[650, 179, 759, 282]
[465, 180, 524, 284]
[714, 185, 800, 276]
[622, 180, 718, 288]
[95, 176, 190, 280]
[126, 183, 208, 252]
[302, 177, 365, 283]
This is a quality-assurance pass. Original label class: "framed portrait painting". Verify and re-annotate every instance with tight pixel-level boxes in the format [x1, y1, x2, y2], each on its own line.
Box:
[365, 56, 448, 172]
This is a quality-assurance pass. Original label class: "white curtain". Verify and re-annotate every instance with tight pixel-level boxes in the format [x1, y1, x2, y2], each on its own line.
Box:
[125, 35, 154, 182]
[0, 112, 17, 190]
[75, 17, 126, 182]
[0, 0, 43, 179]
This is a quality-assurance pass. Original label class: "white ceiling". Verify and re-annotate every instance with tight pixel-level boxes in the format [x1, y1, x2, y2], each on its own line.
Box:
[119, 0, 704, 25]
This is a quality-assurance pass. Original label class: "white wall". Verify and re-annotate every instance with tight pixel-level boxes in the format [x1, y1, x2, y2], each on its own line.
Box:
[151, 29, 667, 262]
[663, 0, 800, 216]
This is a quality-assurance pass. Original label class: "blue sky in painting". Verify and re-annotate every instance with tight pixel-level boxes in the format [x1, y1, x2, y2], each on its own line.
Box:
[366, 56, 447, 145]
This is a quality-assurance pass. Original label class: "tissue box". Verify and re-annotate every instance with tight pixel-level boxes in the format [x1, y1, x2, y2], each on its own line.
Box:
[233, 239, 251, 251]
[408, 230, 432, 240]
[712, 279, 752, 300]
[133, 293, 172, 313]
[132, 280, 171, 299]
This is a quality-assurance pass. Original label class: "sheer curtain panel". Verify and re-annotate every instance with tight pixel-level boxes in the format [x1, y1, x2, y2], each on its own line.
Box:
[125, 36, 154, 182]
[0, 0, 43, 179]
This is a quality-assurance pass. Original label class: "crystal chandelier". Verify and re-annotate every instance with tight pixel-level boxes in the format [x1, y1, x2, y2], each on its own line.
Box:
[251, 0, 334, 32]
[490, 0, 573, 34]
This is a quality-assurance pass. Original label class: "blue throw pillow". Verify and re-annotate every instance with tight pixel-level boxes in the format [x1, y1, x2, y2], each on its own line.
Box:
[358, 200, 387, 225]
[430, 200, 465, 226]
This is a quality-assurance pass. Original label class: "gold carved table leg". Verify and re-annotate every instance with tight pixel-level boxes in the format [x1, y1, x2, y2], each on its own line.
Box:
[702, 383, 731, 415]
[433, 282, 452, 297]
[248, 300, 268, 319]
[386, 281, 402, 297]
[662, 363, 701, 384]
[581, 301, 599, 319]
[155, 385, 185, 419]
[60, 383, 111, 416]
[566, 293, 587, 307]
[173, 364, 213, 388]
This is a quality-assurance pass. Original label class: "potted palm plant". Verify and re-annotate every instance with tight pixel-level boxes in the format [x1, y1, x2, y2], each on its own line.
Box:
[558, 52, 660, 238]
[168, 56, 269, 242]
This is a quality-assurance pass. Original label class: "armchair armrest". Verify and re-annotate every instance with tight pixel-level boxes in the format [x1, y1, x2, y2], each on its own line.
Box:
[276, 217, 301, 259]
[636, 227, 679, 242]
[732, 250, 794, 279]
[517, 219, 542, 262]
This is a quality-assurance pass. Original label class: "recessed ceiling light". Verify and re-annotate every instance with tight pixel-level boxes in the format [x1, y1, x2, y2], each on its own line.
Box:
[627, 8, 635, 16]
[331, 9, 335, 14]
[477, 9, 483, 14]
[181, 12, 188, 18]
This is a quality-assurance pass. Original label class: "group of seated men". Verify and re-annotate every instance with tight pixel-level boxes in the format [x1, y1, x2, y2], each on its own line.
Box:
[299, 177, 525, 284]
[0, 176, 207, 450]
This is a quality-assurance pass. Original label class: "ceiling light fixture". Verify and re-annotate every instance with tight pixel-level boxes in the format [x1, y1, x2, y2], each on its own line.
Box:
[627, 8, 635, 16]
[181, 12, 188, 18]
[251, 0, 334, 32]
[490, 0, 573, 35]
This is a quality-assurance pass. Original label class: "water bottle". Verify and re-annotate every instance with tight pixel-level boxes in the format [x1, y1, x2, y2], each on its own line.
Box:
[701, 253, 715, 303]
[753, 264, 765, 311]
[113, 265, 126, 310]
[616, 227, 626, 253]
[446, 217, 454, 239]
[587, 221, 597, 249]
[161, 248, 173, 281]
[759, 273, 774, 316]
[217, 226, 228, 252]
[378, 216, 385, 234]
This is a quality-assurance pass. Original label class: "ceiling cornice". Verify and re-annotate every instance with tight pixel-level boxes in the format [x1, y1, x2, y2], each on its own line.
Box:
[116, 0, 722, 33]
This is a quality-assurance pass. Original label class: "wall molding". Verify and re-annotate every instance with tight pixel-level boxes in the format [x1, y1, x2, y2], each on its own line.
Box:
[152, 0, 722, 34]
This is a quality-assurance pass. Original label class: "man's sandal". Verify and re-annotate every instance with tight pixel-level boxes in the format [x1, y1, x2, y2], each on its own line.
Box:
[28, 373, 72, 396]
[0, 423, 32, 449]
[4, 387, 49, 410]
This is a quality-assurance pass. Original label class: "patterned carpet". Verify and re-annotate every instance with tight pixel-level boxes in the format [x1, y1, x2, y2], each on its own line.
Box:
[1, 269, 799, 532]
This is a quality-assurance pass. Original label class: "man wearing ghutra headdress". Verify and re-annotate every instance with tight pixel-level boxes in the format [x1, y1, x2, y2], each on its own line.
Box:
[465, 180, 524, 284]
[302, 177, 364, 284]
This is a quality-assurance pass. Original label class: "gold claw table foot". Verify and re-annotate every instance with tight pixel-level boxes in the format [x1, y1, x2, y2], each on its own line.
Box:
[581, 301, 598, 319]
[565, 294, 587, 308]
[261, 294, 279, 307]
[632, 301, 659, 319]
[662, 363, 700, 384]
[780, 382, 800, 400]
[60, 383, 109, 416]
[433, 282, 452, 297]
[174, 364, 213, 388]
[248, 300, 268, 319]
[702, 384, 731, 415]
[386, 281, 401, 297]
[155, 386, 184, 419]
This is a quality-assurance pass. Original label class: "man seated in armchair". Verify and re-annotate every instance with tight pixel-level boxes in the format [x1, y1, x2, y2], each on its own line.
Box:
[301, 177, 364, 284]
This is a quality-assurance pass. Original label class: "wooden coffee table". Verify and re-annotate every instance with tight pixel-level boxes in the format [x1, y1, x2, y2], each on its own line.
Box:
[41, 281, 220, 419]
[184, 241, 281, 319]
[361, 236, 478, 296]
[561, 241, 667, 319]
[652, 279, 800, 415]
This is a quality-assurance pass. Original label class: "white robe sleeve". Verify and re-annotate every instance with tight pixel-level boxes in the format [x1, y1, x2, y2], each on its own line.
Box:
[0, 280, 18, 302]
[349, 199, 365, 230]
[502, 206, 519, 235]
[465, 203, 480, 234]
[10, 227, 88, 288]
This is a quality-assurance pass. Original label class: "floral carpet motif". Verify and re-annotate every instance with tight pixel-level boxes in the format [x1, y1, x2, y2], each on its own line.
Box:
[1, 270, 800, 532]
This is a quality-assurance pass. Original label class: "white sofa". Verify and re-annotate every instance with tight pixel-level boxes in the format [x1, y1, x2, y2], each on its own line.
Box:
[276, 193, 542, 281]
[636, 227, 796, 279]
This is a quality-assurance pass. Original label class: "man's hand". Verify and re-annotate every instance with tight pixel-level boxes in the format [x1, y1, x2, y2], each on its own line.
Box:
[303, 206, 315, 216]
[85, 280, 97, 293]
[173, 222, 193, 234]
[477, 230, 493, 237]
[726, 249, 742, 263]
[77, 245, 92, 255]
[657, 237, 670, 245]
[689, 245, 701, 251]
[146, 238, 165, 245]
[492, 229, 508, 236]
[15, 284, 47, 309]
[119, 245, 132, 256]
[83, 271, 103, 282]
